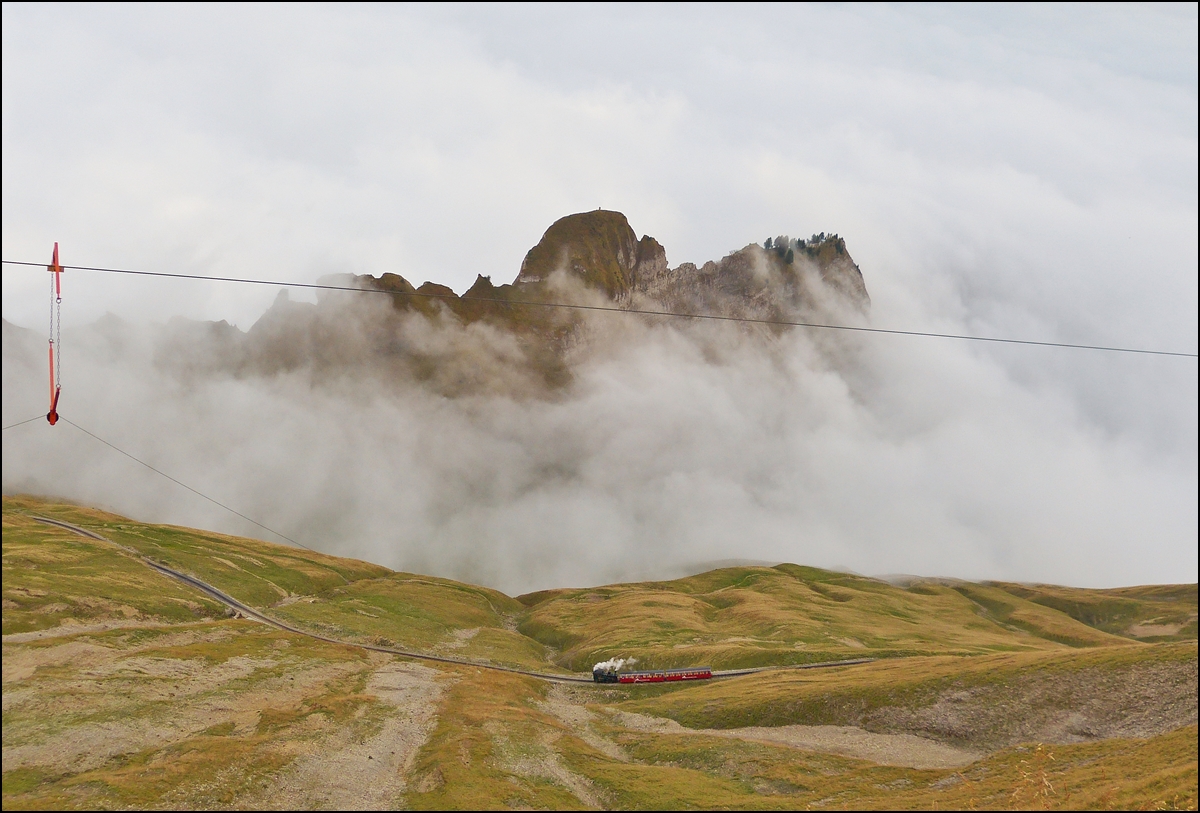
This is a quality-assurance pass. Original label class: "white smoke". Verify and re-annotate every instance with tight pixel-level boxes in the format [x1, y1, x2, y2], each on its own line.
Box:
[593, 657, 636, 673]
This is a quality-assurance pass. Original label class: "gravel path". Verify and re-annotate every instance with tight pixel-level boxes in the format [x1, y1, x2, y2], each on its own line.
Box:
[245, 659, 449, 810]
[540, 685, 980, 770]
[605, 708, 981, 769]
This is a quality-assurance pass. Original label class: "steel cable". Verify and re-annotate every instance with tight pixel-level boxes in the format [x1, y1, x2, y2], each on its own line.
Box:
[3, 259, 1195, 358]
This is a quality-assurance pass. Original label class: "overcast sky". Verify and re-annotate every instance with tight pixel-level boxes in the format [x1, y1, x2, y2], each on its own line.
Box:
[3, 4, 1196, 589]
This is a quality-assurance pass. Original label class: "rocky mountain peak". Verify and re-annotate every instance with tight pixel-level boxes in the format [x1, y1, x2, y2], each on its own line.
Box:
[515, 210, 667, 299]
[154, 211, 874, 397]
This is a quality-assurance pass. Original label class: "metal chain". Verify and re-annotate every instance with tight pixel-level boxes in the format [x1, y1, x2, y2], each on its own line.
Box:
[49, 267, 54, 348]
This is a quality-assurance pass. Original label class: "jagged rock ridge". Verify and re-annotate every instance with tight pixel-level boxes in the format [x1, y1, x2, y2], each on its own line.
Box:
[145, 210, 871, 396]
[367, 209, 869, 328]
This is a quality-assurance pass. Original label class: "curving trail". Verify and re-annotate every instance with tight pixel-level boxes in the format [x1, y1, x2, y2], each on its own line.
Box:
[30, 516, 873, 684]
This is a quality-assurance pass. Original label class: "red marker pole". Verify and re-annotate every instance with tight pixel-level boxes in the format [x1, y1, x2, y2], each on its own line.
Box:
[47, 344, 56, 417]
[47, 243, 62, 425]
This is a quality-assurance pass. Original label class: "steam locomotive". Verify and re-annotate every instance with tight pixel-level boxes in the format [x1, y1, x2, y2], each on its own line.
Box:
[592, 665, 713, 684]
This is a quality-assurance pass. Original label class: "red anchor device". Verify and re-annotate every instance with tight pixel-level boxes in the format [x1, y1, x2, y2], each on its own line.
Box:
[47, 243, 62, 425]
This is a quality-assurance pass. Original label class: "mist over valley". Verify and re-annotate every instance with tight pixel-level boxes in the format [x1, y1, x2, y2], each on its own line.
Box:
[3, 211, 1192, 594]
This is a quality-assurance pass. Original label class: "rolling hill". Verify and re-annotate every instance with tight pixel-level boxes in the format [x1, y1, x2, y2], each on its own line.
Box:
[3, 495, 1196, 809]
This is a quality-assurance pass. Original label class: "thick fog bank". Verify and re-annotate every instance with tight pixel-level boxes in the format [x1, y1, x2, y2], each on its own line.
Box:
[3, 299, 1195, 595]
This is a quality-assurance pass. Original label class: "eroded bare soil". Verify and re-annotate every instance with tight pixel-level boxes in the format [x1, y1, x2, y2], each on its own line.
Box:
[864, 658, 1199, 750]
[542, 684, 980, 770]
[5, 622, 1196, 809]
[243, 659, 449, 810]
[3, 627, 364, 777]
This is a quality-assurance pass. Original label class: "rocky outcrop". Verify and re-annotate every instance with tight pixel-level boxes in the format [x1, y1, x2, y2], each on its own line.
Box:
[147, 211, 872, 397]
[515, 210, 668, 300]
[634, 232, 869, 323]
[508, 211, 869, 320]
[366, 211, 869, 324]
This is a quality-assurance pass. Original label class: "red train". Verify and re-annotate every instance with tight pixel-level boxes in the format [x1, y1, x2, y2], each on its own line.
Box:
[592, 666, 713, 684]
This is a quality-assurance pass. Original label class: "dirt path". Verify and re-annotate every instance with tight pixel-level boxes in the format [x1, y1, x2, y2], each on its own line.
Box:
[3, 618, 220, 645]
[486, 719, 609, 810]
[605, 709, 981, 769]
[2, 627, 369, 777]
[539, 684, 630, 762]
[865, 656, 1199, 750]
[539, 684, 980, 770]
[246, 659, 449, 810]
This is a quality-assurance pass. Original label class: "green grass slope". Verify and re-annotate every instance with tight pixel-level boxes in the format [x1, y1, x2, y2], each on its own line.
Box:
[267, 573, 557, 671]
[517, 564, 1138, 672]
[989, 580, 1198, 642]
[3, 507, 228, 635]
[5, 496, 1197, 810]
[7, 495, 1195, 675]
[617, 642, 1197, 745]
[2, 496, 557, 672]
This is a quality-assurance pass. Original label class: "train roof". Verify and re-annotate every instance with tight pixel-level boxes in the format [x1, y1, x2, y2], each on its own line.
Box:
[607, 666, 712, 675]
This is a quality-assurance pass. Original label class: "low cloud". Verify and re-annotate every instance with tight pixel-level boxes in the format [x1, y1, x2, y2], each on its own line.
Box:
[3, 277, 1194, 594]
[2, 5, 1195, 594]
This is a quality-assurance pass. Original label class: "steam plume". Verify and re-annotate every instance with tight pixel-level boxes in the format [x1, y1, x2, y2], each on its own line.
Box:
[593, 658, 636, 673]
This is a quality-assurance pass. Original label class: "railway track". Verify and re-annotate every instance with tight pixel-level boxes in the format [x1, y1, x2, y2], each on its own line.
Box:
[30, 516, 874, 683]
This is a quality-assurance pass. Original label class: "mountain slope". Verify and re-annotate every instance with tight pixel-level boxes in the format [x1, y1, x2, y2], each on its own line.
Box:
[516, 564, 1140, 672]
[4, 496, 1196, 810]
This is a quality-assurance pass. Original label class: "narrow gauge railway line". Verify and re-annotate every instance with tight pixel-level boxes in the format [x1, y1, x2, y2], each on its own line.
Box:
[29, 516, 874, 683]
[30, 516, 593, 684]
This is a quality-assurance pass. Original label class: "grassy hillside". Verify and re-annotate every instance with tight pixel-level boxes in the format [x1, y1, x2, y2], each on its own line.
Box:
[399, 668, 1198, 812]
[517, 564, 1137, 672]
[3, 508, 228, 636]
[617, 642, 1197, 745]
[4, 496, 1197, 810]
[989, 580, 1198, 642]
[267, 574, 557, 672]
[3, 496, 560, 674]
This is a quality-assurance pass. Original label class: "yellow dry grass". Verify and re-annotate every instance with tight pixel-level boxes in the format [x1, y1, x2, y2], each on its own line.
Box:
[519, 564, 1136, 672]
[4, 496, 1196, 810]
